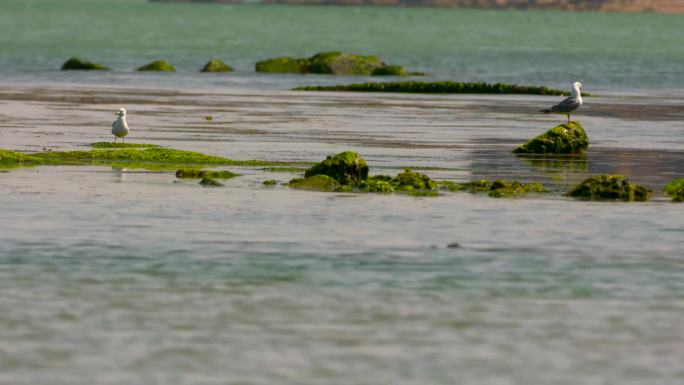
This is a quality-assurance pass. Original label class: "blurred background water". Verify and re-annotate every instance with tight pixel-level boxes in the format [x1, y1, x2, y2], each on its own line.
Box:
[1, 0, 684, 92]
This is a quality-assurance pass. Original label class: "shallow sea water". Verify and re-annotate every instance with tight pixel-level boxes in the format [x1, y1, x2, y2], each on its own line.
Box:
[1, 85, 684, 384]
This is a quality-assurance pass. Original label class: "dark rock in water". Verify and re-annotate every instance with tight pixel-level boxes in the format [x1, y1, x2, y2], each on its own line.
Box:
[288, 175, 341, 191]
[176, 169, 238, 179]
[137, 60, 176, 72]
[200, 58, 233, 72]
[664, 178, 684, 202]
[513, 121, 588, 154]
[199, 177, 224, 186]
[255, 52, 408, 76]
[263, 179, 277, 186]
[488, 179, 547, 198]
[61, 57, 110, 70]
[372, 65, 408, 76]
[447, 242, 461, 249]
[304, 151, 369, 185]
[566, 175, 651, 201]
[393, 169, 437, 191]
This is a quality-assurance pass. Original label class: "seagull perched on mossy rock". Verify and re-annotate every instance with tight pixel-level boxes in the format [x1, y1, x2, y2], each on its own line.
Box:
[112, 108, 130, 142]
[541, 82, 583, 123]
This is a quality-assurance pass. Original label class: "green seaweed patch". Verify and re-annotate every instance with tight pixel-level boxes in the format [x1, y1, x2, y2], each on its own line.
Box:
[199, 177, 224, 187]
[175, 169, 239, 179]
[663, 178, 684, 202]
[200, 58, 233, 73]
[488, 180, 547, 198]
[371, 65, 409, 76]
[137, 60, 176, 72]
[288, 175, 341, 192]
[263, 179, 277, 186]
[294, 81, 586, 96]
[513, 121, 588, 155]
[408, 190, 440, 197]
[256, 52, 411, 76]
[92, 142, 159, 149]
[304, 151, 369, 185]
[566, 175, 651, 202]
[393, 169, 437, 191]
[0, 147, 283, 168]
[359, 177, 395, 193]
[61, 57, 110, 71]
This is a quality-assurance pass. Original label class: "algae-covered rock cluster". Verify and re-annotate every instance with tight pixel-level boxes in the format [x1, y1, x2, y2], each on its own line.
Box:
[200, 58, 233, 73]
[664, 178, 684, 202]
[256, 52, 410, 76]
[61, 57, 110, 71]
[304, 151, 368, 184]
[199, 177, 224, 187]
[92, 142, 159, 149]
[137, 60, 176, 72]
[294, 81, 577, 96]
[513, 121, 589, 154]
[441, 179, 547, 198]
[565, 175, 651, 201]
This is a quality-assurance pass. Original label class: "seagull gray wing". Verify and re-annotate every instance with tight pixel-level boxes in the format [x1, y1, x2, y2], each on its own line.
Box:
[546, 96, 581, 113]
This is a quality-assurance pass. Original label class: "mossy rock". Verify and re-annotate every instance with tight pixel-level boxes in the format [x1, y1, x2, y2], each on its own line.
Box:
[200, 58, 233, 73]
[175, 169, 239, 179]
[294, 81, 575, 96]
[359, 177, 395, 193]
[566, 175, 651, 201]
[307, 52, 385, 75]
[304, 151, 369, 185]
[255, 57, 309, 73]
[288, 175, 341, 191]
[513, 121, 588, 154]
[372, 65, 409, 76]
[488, 180, 547, 198]
[137, 60, 176, 72]
[255, 52, 389, 75]
[199, 177, 224, 187]
[263, 179, 277, 186]
[664, 178, 684, 202]
[393, 169, 437, 191]
[61, 57, 110, 71]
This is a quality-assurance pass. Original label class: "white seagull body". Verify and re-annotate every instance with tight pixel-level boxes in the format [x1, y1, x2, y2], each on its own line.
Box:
[542, 82, 583, 123]
[112, 108, 130, 142]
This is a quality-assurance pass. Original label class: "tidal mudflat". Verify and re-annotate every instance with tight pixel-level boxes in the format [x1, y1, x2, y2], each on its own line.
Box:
[1, 84, 684, 384]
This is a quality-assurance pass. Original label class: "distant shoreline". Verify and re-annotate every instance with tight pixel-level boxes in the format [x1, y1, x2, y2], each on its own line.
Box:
[148, 0, 684, 13]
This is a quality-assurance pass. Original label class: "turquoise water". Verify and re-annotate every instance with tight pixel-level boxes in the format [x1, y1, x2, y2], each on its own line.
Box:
[1, 0, 684, 91]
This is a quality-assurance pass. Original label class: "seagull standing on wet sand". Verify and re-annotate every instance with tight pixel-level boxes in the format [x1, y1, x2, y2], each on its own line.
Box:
[112, 107, 130, 142]
[541, 82, 583, 123]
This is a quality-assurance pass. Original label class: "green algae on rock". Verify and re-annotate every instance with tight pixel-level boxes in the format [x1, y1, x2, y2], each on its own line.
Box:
[288, 175, 341, 192]
[513, 121, 589, 154]
[92, 142, 159, 149]
[256, 52, 408, 76]
[359, 177, 395, 193]
[393, 169, 437, 191]
[304, 151, 369, 185]
[137, 60, 176, 72]
[664, 178, 684, 202]
[566, 175, 651, 201]
[263, 179, 277, 186]
[200, 58, 233, 73]
[261, 166, 307, 173]
[61, 57, 110, 71]
[488, 180, 547, 198]
[294, 81, 577, 96]
[199, 177, 224, 187]
[175, 169, 239, 179]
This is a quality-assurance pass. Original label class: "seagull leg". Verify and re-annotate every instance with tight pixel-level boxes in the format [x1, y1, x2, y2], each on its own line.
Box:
[567, 114, 570, 123]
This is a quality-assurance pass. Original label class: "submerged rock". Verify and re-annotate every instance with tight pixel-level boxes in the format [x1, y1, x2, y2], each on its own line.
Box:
[200, 58, 233, 73]
[263, 179, 277, 186]
[393, 169, 437, 191]
[288, 175, 341, 191]
[137, 60, 176, 72]
[176, 169, 239, 179]
[513, 121, 588, 154]
[304, 151, 369, 185]
[664, 178, 684, 202]
[199, 177, 224, 187]
[255, 52, 407, 76]
[566, 175, 651, 201]
[61, 57, 110, 70]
